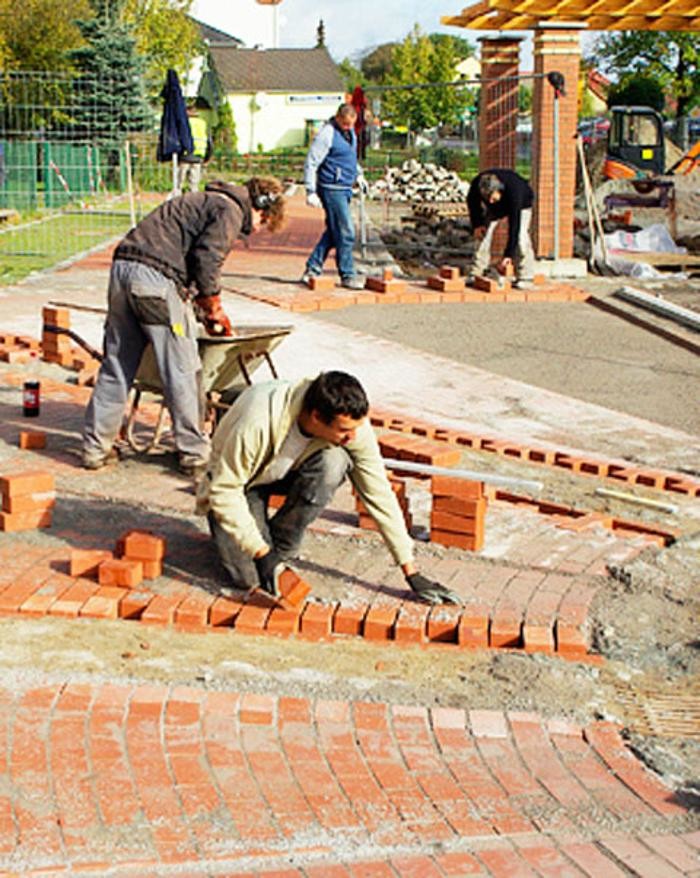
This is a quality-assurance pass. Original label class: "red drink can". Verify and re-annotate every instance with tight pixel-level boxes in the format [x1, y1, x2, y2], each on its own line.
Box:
[22, 381, 40, 417]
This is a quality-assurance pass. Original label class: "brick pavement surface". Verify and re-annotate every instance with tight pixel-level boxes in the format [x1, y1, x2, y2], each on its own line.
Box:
[0, 192, 698, 874]
[0, 681, 697, 876]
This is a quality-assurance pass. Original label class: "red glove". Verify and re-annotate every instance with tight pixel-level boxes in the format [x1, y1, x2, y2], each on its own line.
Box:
[194, 293, 233, 337]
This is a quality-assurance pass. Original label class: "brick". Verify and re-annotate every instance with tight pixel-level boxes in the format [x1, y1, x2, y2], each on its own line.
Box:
[490, 613, 522, 648]
[277, 567, 312, 609]
[239, 693, 274, 725]
[427, 606, 461, 643]
[431, 475, 484, 499]
[430, 529, 483, 551]
[308, 274, 336, 292]
[1, 490, 55, 514]
[18, 431, 47, 450]
[174, 592, 214, 628]
[457, 606, 489, 648]
[430, 506, 486, 534]
[119, 590, 154, 620]
[0, 470, 54, 497]
[393, 604, 429, 643]
[140, 593, 183, 626]
[80, 588, 124, 620]
[210, 595, 244, 627]
[523, 623, 555, 654]
[48, 580, 100, 617]
[98, 559, 143, 588]
[473, 274, 511, 293]
[300, 602, 334, 639]
[439, 265, 461, 280]
[427, 274, 465, 293]
[122, 531, 166, 561]
[42, 306, 71, 328]
[233, 599, 271, 634]
[70, 549, 113, 578]
[139, 559, 163, 579]
[555, 622, 589, 656]
[266, 605, 300, 636]
[363, 604, 398, 641]
[358, 512, 380, 531]
[333, 603, 366, 636]
[0, 508, 53, 532]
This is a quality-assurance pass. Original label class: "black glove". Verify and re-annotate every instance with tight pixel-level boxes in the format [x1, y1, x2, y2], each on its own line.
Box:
[406, 572, 462, 605]
[254, 549, 282, 596]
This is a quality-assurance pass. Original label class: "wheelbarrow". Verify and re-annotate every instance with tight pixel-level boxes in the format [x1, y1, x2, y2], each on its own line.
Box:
[124, 325, 293, 452]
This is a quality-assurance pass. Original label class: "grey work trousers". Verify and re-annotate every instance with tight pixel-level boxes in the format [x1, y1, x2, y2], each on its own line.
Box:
[83, 259, 210, 464]
[472, 206, 536, 280]
[208, 446, 352, 589]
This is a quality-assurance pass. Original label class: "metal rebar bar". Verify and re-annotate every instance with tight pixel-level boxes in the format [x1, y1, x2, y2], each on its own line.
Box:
[382, 458, 543, 494]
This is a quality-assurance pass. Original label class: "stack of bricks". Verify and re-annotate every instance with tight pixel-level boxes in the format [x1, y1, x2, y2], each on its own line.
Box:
[427, 265, 465, 293]
[117, 529, 167, 581]
[377, 432, 461, 476]
[0, 471, 55, 532]
[70, 530, 167, 590]
[429, 475, 487, 551]
[41, 307, 73, 367]
[0, 332, 41, 364]
[355, 477, 412, 533]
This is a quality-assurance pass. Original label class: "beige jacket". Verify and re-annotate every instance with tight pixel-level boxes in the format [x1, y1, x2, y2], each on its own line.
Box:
[197, 378, 414, 565]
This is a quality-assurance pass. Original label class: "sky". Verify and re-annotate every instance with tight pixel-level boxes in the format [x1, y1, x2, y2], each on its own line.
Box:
[190, 0, 532, 65]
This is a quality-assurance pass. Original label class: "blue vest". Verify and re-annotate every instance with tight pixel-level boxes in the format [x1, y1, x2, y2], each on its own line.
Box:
[317, 122, 357, 189]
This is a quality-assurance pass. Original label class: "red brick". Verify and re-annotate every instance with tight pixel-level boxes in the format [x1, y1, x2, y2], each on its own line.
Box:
[427, 275, 465, 293]
[48, 580, 100, 617]
[0, 470, 54, 497]
[42, 306, 71, 328]
[393, 604, 429, 643]
[266, 605, 300, 636]
[210, 595, 244, 627]
[431, 475, 484, 499]
[277, 567, 312, 609]
[233, 598, 271, 634]
[239, 693, 274, 725]
[138, 559, 163, 579]
[122, 531, 166, 561]
[555, 622, 589, 656]
[363, 604, 398, 641]
[333, 603, 366, 636]
[430, 529, 483, 551]
[174, 592, 214, 628]
[18, 431, 47, 450]
[430, 506, 486, 533]
[70, 549, 113, 578]
[439, 265, 461, 280]
[308, 274, 336, 292]
[473, 274, 511, 293]
[98, 558, 143, 588]
[119, 590, 154, 620]
[457, 606, 489, 648]
[427, 606, 461, 643]
[1, 491, 55, 514]
[80, 587, 125, 619]
[490, 614, 522, 648]
[300, 602, 334, 639]
[0, 508, 53, 532]
[140, 593, 183, 626]
[523, 623, 555, 654]
[358, 512, 380, 531]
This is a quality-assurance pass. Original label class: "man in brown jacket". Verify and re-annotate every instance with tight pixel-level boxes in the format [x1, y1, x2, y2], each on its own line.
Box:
[82, 177, 285, 475]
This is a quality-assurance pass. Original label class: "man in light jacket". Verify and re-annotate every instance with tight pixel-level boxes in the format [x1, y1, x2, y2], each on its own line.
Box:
[198, 371, 460, 604]
[302, 104, 367, 290]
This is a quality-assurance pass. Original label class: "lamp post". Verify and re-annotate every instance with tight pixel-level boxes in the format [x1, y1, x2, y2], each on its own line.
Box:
[255, 0, 283, 49]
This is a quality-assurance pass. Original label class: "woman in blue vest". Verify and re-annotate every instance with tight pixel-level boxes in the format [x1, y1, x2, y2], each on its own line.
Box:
[302, 104, 367, 290]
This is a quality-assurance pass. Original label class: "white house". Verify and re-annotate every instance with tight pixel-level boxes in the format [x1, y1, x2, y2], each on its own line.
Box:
[207, 45, 345, 152]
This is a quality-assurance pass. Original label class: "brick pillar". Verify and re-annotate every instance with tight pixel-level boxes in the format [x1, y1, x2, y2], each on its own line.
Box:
[531, 25, 583, 259]
[478, 37, 522, 172]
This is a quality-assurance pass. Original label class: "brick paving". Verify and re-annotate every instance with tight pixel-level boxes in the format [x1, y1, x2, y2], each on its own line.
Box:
[0, 193, 698, 874]
[0, 680, 696, 876]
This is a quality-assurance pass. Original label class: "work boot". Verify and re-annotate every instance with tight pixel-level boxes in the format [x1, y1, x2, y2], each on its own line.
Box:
[514, 278, 533, 290]
[300, 268, 320, 285]
[340, 275, 366, 290]
[82, 447, 119, 470]
[178, 454, 208, 478]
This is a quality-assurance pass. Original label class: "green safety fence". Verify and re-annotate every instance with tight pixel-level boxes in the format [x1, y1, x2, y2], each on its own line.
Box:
[0, 140, 38, 211]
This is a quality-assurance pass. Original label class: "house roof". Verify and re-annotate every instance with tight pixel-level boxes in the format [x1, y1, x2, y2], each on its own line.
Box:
[190, 16, 243, 46]
[209, 46, 344, 93]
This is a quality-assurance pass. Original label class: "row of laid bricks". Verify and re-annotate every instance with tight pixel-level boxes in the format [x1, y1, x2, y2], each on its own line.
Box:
[0, 535, 596, 657]
[0, 680, 693, 873]
[369, 407, 700, 499]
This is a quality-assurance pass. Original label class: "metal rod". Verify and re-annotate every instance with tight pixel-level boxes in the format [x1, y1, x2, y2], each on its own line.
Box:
[124, 141, 136, 229]
[49, 299, 107, 314]
[614, 286, 700, 333]
[382, 458, 543, 494]
[553, 94, 560, 260]
[595, 487, 679, 515]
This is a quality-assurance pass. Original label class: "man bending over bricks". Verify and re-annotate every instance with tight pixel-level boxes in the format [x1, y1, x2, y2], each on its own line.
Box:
[82, 176, 286, 476]
[467, 169, 536, 289]
[197, 370, 460, 604]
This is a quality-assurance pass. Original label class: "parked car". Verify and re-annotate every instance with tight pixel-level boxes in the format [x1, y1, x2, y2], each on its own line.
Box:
[578, 116, 610, 147]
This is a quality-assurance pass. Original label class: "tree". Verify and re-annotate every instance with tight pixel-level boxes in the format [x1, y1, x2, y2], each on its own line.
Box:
[591, 32, 700, 118]
[360, 43, 395, 83]
[382, 26, 466, 134]
[607, 74, 665, 113]
[0, 0, 92, 72]
[121, 0, 200, 92]
[338, 57, 366, 93]
[428, 33, 475, 62]
[69, 2, 153, 142]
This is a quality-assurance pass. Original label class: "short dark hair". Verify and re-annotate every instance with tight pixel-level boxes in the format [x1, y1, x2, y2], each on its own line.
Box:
[336, 103, 358, 122]
[302, 371, 369, 424]
[478, 172, 504, 201]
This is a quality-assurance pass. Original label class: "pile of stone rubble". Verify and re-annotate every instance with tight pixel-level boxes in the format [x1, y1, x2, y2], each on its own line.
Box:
[368, 159, 470, 203]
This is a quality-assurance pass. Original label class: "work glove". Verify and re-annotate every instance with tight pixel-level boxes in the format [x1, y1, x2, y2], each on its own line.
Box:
[356, 174, 370, 196]
[306, 192, 322, 209]
[194, 293, 233, 337]
[254, 549, 282, 596]
[406, 572, 462, 605]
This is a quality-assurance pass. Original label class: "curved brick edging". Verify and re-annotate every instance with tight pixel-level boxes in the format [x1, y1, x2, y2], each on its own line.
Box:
[0, 682, 693, 875]
[370, 407, 700, 499]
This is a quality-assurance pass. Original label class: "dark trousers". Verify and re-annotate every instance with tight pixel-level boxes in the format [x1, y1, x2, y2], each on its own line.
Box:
[209, 446, 352, 588]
